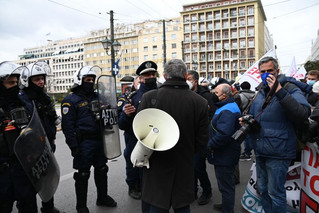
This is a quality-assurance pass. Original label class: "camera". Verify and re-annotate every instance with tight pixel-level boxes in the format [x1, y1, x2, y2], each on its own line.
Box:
[232, 114, 260, 144]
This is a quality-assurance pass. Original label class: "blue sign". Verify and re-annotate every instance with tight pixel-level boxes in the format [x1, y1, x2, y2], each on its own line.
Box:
[113, 64, 119, 76]
[112, 59, 120, 76]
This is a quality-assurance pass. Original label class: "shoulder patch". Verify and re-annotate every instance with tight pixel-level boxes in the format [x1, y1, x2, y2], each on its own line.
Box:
[62, 102, 71, 107]
[62, 107, 69, 115]
[117, 100, 124, 107]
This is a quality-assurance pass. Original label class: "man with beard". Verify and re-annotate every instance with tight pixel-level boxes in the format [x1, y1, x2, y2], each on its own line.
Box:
[19, 61, 62, 213]
[61, 66, 117, 213]
[0, 62, 38, 212]
[118, 61, 157, 212]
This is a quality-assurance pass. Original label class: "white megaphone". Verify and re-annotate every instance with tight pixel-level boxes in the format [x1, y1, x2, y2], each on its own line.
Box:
[131, 108, 180, 169]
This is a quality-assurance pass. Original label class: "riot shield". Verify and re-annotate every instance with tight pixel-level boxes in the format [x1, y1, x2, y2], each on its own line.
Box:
[14, 104, 60, 202]
[97, 75, 121, 160]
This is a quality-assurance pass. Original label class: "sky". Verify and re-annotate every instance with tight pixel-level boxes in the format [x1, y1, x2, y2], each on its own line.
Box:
[0, 0, 319, 69]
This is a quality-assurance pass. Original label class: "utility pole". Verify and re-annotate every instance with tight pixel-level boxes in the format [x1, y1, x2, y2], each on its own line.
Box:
[163, 19, 167, 66]
[110, 10, 115, 79]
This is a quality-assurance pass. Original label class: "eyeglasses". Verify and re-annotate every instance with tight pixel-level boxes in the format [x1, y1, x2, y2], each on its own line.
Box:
[259, 69, 275, 74]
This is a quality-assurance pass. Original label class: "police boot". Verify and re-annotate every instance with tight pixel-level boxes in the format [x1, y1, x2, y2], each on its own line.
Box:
[41, 197, 65, 213]
[74, 170, 90, 213]
[94, 166, 117, 207]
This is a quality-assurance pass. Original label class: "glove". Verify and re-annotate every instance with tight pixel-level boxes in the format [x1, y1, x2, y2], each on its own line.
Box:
[71, 147, 82, 157]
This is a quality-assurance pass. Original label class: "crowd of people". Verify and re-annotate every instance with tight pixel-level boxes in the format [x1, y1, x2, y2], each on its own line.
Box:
[0, 57, 318, 213]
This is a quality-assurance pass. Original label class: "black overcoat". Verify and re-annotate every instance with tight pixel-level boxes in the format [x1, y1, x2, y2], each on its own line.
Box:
[137, 79, 209, 209]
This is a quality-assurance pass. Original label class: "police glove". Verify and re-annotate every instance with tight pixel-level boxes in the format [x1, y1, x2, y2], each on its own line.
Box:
[71, 147, 82, 157]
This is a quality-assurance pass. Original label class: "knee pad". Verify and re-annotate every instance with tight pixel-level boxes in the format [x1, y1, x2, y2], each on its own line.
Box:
[94, 165, 109, 175]
[73, 169, 90, 181]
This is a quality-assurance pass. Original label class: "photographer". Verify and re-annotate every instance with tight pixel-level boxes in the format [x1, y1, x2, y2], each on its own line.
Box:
[241, 57, 310, 213]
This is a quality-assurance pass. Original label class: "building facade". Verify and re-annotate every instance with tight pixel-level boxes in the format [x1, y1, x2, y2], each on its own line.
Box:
[181, 0, 271, 81]
[17, 37, 87, 94]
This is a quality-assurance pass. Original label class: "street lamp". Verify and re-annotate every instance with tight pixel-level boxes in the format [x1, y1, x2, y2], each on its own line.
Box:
[101, 10, 121, 78]
[192, 60, 198, 71]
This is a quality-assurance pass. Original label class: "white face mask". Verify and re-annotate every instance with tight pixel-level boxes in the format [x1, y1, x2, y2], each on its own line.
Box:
[186, 80, 193, 90]
[136, 84, 141, 90]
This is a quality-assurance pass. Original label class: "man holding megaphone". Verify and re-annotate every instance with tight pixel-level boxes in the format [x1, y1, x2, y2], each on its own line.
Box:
[136, 59, 209, 213]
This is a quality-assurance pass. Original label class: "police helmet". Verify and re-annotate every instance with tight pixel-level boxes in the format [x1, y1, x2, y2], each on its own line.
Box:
[20, 61, 51, 88]
[0, 61, 27, 81]
[73, 65, 101, 86]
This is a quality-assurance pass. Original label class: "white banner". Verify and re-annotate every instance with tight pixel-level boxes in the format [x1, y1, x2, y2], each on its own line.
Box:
[238, 49, 275, 91]
[293, 66, 307, 80]
[285, 56, 297, 77]
[300, 142, 319, 213]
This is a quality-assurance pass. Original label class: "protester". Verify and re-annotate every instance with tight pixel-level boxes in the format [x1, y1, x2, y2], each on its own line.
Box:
[233, 81, 255, 161]
[187, 70, 217, 205]
[61, 66, 117, 213]
[247, 56, 310, 213]
[0, 62, 38, 213]
[118, 61, 158, 212]
[137, 59, 209, 213]
[207, 83, 241, 213]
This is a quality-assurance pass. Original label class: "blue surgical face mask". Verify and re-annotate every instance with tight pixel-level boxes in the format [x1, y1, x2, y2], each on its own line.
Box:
[307, 80, 316, 86]
[261, 73, 275, 85]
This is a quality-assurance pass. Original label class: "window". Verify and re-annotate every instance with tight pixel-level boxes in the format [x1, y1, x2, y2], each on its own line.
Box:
[248, 6, 254, 15]
[172, 52, 177, 58]
[153, 45, 158, 51]
[172, 43, 177, 48]
[153, 54, 158, 60]
[240, 40, 246, 48]
[152, 37, 157, 42]
[144, 55, 149, 60]
[143, 38, 148, 43]
[171, 34, 177, 39]
[248, 39, 254, 47]
[248, 17, 254, 25]
[248, 28, 254, 36]
[144, 46, 148, 52]
[240, 28, 245, 37]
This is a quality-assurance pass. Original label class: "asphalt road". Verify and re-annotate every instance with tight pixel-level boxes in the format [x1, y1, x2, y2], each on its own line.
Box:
[13, 130, 253, 213]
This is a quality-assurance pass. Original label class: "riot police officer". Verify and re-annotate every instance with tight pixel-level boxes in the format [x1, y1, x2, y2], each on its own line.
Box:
[19, 61, 62, 213]
[61, 66, 116, 213]
[0, 61, 37, 213]
[118, 61, 157, 204]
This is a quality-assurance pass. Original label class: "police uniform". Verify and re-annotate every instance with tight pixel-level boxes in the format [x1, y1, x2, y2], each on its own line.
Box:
[19, 90, 58, 152]
[61, 71, 116, 212]
[118, 61, 157, 201]
[0, 95, 37, 213]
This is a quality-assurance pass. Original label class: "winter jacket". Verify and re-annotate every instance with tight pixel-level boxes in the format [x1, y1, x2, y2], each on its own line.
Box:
[207, 97, 241, 166]
[249, 80, 310, 159]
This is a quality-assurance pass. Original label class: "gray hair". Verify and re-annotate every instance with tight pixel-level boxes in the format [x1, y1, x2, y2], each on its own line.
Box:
[164, 59, 187, 80]
[220, 83, 233, 97]
[258, 56, 279, 70]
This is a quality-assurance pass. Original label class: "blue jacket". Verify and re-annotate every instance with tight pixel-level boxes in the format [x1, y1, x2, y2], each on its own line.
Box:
[249, 82, 310, 160]
[61, 92, 101, 149]
[207, 97, 241, 166]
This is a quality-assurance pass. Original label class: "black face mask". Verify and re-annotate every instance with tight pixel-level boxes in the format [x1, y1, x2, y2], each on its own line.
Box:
[79, 82, 95, 97]
[144, 78, 157, 89]
[29, 81, 44, 93]
[2, 85, 20, 102]
[211, 92, 219, 103]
